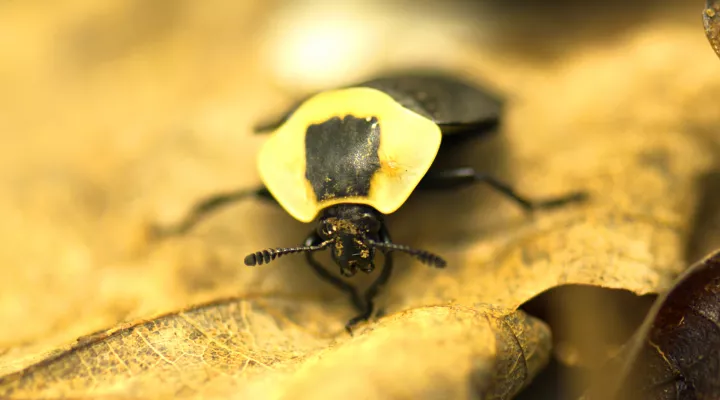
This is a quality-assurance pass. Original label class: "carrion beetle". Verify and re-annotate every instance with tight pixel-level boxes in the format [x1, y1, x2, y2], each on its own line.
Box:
[152, 71, 588, 333]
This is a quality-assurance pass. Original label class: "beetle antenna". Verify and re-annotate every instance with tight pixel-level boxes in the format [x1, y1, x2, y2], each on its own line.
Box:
[368, 241, 446, 268]
[244, 239, 332, 266]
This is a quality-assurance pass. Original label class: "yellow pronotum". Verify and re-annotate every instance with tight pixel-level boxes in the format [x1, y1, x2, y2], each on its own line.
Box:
[258, 87, 442, 223]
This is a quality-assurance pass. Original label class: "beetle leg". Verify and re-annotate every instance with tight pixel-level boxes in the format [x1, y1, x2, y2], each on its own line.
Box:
[418, 167, 588, 211]
[303, 232, 365, 325]
[345, 226, 395, 334]
[439, 123, 500, 144]
[150, 186, 277, 239]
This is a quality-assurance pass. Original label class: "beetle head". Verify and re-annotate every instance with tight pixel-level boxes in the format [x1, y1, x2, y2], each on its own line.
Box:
[317, 205, 382, 277]
[243, 204, 447, 270]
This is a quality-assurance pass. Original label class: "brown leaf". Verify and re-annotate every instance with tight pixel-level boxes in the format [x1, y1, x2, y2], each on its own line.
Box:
[583, 249, 720, 399]
[0, 300, 550, 399]
[0, 297, 335, 399]
[281, 306, 553, 400]
[0, 1, 719, 399]
[704, 0, 720, 59]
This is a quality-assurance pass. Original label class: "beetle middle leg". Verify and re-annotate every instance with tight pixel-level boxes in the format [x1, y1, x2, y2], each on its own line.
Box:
[150, 186, 277, 239]
[418, 167, 588, 211]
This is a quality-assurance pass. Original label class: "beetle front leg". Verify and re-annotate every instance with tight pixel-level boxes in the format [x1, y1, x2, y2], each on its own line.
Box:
[345, 226, 396, 334]
[303, 232, 365, 321]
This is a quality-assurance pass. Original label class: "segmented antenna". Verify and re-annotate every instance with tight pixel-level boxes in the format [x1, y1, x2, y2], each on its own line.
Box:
[244, 240, 332, 266]
[369, 241, 447, 268]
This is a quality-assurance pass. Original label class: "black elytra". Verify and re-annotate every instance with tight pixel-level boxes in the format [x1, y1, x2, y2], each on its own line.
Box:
[151, 71, 588, 335]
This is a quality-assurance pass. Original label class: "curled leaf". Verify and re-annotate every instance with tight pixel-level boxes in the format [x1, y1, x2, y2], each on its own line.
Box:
[583, 249, 720, 399]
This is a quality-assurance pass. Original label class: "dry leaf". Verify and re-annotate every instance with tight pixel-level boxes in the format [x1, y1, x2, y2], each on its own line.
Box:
[583, 249, 720, 399]
[0, 299, 551, 399]
[704, 0, 720, 59]
[0, 1, 719, 399]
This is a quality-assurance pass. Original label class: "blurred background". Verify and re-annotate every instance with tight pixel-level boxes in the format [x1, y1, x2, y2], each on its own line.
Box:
[0, 0, 718, 399]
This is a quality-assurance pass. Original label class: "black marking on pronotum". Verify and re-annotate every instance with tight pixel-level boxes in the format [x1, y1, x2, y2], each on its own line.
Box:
[305, 115, 381, 201]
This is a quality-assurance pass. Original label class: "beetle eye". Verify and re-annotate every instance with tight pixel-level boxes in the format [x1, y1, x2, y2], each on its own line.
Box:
[360, 214, 381, 232]
[320, 221, 334, 237]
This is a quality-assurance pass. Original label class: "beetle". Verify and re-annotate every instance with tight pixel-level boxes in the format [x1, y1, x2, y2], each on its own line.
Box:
[152, 71, 587, 333]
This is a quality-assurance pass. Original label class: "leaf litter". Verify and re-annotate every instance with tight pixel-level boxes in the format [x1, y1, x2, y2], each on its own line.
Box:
[583, 249, 720, 399]
[0, 1, 719, 399]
